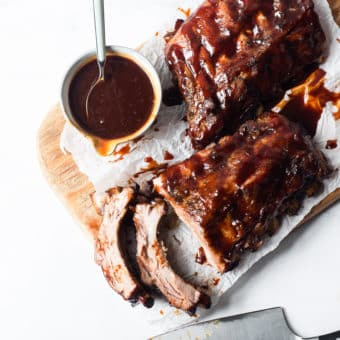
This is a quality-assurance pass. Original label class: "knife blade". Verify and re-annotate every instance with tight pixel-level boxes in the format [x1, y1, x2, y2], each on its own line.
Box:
[152, 308, 340, 340]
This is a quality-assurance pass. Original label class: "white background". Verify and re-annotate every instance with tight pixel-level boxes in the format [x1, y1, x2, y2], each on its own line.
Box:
[0, 1, 339, 339]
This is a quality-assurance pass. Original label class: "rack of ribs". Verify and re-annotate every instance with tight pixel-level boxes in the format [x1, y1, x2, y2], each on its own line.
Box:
[95, 187, 154, 307]
[165, 0, 325, 148]
[134, 201, 211, 314]
[154, 113, 330, 273]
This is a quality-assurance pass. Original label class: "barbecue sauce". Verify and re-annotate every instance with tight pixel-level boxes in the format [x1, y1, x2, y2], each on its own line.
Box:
[69, 55, 155, 140]
[326, 139, 338, 149]
[195, 247, 207, 264]
[275, 69, 340, 136]
[164, 151, 174, 160]
[178, 7, 191, 18]
[110, 144, 131, 162]
[212, 278, 220, 286]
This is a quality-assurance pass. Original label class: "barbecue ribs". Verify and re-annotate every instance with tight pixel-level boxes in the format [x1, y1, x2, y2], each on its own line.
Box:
[134, 201, 211, 314]
[165, 0, 325, 148]
[154, 113, 330, 273]
[95, 187, 153, 307]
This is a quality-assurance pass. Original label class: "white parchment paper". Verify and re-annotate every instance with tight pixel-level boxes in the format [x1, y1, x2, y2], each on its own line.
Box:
[61, 0, 340, 334]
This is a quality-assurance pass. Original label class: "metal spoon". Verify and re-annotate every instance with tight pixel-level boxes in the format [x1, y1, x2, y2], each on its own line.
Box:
[86, 0, 106, 120]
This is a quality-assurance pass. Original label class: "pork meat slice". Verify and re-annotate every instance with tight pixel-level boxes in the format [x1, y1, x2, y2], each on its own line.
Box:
[154, 113, 331, 272]
[165, 0, 325, 148]
[134, 201, 211, 314]
[95, 187, 153, 307]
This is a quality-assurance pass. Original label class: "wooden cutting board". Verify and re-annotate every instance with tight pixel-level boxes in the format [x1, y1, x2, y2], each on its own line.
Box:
[38, 104, 101, 239]
[38, 2, 340, 241]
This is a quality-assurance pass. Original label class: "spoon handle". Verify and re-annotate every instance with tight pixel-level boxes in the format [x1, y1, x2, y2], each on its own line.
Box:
[93, 0, 106, 68]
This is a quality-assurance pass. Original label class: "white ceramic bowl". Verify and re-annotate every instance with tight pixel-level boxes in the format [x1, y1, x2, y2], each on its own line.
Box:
[60, 45, 162, 156]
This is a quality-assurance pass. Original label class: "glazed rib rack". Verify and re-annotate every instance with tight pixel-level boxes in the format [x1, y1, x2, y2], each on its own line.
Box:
[165, 0, 325, 148]
[154, 113, 330, 272]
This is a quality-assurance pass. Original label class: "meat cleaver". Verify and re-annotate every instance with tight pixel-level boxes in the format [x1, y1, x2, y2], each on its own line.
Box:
[153, 308, 340, 340]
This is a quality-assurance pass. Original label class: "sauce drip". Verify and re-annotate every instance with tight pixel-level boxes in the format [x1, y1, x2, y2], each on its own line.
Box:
[326, 139, 338, 149]
[110, 144, 131, 162]
[164, 151, 174, 160]
[212, 278, 220, 286]
[164, 19, 184, 43]
[69, 55, 155, 140]
[275, 69, 340, 136]
[144, 156, 154, 164]
[114, 144, 130, 156]
[195, 247, 207, 264]
[133, 162, 168, 178]
[132, 135, 144, 144]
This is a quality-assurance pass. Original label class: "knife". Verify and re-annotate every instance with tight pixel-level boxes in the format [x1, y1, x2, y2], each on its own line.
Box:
[153, 308, 340, 340]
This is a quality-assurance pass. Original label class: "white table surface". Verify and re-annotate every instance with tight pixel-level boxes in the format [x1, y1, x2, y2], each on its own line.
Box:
[0, 1, 339, 339]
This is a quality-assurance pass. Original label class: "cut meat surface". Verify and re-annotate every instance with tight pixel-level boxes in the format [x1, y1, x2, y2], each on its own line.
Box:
[134, 201, 211, 314]
[154, 113, 331, 272]
[165, 0, 325, 148]
[95, 187, 153, 307]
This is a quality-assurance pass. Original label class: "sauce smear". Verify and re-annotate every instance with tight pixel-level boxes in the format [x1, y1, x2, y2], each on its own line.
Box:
[326, 139, 338, 149]
[212, 278, 220, 286]
[195, 247, 207, 264]
[164, 150, 174, 160]
[275, 69, 340, 136]
[114, 144, 130, 156]
[69, 55, 155, 140]
[144, 156, 154, 163]
[178, 7, 191, 18]
[110, 144, 131, 162]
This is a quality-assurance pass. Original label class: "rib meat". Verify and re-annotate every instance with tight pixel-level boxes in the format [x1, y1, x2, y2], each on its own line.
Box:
[134, 201, 211, 314]
[95, 187, 153, 307]
[154, 113, 330, 273]
[165, 0, 325, 148]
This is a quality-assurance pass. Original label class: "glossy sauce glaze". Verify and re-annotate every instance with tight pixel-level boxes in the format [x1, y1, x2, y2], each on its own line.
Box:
[154, 113, 331, 272]
[275, 69, 340, 136]
[69, 55, 155, 140]
[165, 0, 325, 148]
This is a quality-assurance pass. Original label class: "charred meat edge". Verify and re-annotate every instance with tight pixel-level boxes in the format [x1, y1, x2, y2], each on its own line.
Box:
[134, 201, 211, 314]
[95, 187, 153, 307]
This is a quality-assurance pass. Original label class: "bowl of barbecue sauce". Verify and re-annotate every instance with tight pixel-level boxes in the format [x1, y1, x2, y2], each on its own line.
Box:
[61, 46, 162, 156]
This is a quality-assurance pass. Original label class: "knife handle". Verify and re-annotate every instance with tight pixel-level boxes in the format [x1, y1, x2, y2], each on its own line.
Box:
[319, 331, 340, 340]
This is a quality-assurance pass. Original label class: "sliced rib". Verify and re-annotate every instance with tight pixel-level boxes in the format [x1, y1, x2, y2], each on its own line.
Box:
[95, 187, 153, 307]
[134, 201, 211, 314]
[154, 113, 331, 273]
